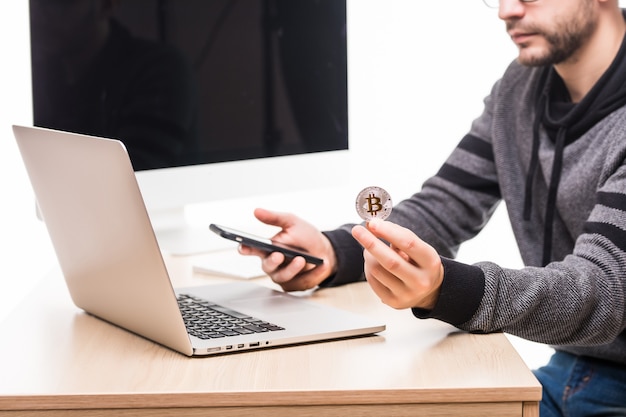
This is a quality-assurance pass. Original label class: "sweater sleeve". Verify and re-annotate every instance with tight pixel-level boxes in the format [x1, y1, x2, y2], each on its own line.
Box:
[412, 258, 485, 326]
[458, 162, 626, 349]
[319, 227, 365, 287]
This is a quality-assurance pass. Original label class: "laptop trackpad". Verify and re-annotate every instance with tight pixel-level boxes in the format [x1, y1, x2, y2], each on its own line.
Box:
[228, 294, 320, 315]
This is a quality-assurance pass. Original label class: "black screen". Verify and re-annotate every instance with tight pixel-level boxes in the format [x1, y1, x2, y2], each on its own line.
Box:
[29, 0, 348, 171]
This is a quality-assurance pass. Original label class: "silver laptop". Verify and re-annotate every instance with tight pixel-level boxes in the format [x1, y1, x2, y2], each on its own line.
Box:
[13, 125, 385, 356]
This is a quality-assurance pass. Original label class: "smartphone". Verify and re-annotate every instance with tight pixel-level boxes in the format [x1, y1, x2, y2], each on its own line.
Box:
[209, 224, 323, 265]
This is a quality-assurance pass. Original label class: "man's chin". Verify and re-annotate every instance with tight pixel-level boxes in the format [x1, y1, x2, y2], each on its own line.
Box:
[516, 48, 553, 67]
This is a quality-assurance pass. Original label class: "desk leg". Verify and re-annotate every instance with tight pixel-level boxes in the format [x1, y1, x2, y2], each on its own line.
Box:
[522, 402, 539, 417]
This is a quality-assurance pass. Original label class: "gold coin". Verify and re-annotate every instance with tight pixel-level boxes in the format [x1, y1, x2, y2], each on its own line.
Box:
[355, 186, 392, 221]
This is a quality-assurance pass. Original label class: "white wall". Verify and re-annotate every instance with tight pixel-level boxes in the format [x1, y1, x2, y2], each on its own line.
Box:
[0, 3, 56, 319]
[0, 1, 522, 332]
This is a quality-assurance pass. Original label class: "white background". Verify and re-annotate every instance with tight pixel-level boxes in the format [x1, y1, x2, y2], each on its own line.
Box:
[1, 0, 581, 367]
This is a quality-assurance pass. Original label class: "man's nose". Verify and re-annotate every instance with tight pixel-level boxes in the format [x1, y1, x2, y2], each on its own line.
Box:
[498, 0, 527, 21]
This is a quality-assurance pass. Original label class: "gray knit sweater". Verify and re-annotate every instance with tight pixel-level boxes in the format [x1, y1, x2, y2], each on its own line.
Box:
[323, 60, 626, 365]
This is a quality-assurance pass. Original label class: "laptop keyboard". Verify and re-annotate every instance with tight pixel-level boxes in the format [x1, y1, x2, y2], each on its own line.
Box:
[177, 294, 284, 340]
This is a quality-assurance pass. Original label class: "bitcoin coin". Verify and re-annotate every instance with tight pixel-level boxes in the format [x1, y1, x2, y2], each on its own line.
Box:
[355, 186, 392, 221]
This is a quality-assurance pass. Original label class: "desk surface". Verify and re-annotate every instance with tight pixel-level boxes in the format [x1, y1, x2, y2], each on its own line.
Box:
[0, 253, 541, 417]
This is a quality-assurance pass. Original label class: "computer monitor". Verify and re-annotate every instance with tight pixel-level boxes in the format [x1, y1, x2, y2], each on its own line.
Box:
[28, 0, 350, 254]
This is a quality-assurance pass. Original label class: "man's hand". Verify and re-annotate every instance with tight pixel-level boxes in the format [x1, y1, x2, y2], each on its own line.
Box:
[351, 219, 444, 310]
[238, 208, 338, 292]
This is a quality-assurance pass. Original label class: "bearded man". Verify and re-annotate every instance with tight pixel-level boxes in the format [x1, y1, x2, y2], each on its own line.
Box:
[241, 1, 626, 415]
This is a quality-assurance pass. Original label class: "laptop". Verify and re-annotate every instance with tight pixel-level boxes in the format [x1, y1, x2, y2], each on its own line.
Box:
[13, 125, 385, 356]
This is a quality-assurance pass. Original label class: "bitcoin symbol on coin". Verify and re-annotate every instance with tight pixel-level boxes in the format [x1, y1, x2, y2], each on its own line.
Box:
[365, 193, 383, 217]
[355, 186, 392, 221]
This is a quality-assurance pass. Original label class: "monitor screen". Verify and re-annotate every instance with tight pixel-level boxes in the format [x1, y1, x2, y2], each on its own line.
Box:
[29, 0, 349, 254]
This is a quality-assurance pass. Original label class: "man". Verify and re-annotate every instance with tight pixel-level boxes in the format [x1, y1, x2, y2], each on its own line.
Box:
[241, 0, 626, 415]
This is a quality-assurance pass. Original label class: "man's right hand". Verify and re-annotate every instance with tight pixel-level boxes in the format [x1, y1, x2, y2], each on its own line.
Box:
[238, 208, 338, 291]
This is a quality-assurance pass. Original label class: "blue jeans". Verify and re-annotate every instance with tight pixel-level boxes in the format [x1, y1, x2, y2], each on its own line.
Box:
[533, 351, 626, 417]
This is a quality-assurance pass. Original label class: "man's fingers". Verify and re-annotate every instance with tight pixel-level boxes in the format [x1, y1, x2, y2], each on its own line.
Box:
[366, 219, 434, 266]
[254, 208, 294, 230]
[352, 224, 415, 288]
[353, 220, 444, 310]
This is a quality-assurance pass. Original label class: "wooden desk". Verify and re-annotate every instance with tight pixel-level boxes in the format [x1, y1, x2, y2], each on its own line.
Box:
[0, 253, 541, 417]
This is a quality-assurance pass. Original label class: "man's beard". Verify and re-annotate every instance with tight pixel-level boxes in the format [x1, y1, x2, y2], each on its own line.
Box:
[509, 4, 597, 67]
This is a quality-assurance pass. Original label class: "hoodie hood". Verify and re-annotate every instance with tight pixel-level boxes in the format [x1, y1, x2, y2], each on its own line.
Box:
[524, 29, 626, 266]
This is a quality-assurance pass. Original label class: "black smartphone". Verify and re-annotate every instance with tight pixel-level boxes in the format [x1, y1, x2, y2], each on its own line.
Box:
[209, 224, 323, 265]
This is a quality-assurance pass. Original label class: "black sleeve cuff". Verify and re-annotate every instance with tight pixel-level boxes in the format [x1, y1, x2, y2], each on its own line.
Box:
[319, 227, 365, 287]
[412, 257, 485, 326]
